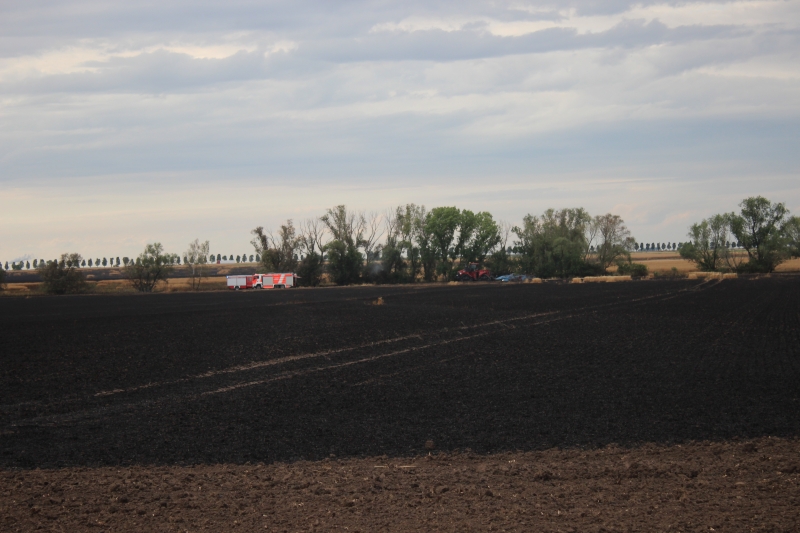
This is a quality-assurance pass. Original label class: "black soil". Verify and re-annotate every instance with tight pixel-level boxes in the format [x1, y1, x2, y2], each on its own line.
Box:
[2, 278, 800, 469]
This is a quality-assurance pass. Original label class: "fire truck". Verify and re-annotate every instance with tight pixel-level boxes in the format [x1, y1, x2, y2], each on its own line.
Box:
[226, 273, 296, 290]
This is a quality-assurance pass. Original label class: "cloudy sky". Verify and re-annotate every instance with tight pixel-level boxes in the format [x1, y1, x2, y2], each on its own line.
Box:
[1, 0, 799, 262]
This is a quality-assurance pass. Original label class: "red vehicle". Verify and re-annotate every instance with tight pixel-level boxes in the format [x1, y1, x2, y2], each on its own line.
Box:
[457, 263, 492, 281]
[253, 273, 295, 289]
[227, 273, 296, 290]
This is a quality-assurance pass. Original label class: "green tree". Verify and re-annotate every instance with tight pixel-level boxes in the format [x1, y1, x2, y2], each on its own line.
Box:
[679, 214, 732, 271]
[0, 266, 5, 291]
[785, 216, 800, 258]
[379, 207, 406, 283]
[487, 221, 514, 275]
[425, 206, 461, 279]
[320, 206, 363, 285]
[590, 213, 636, 271]
[38, 253, 88, 294]
[460, 211, 500, 266]
[102, 257, 107, 267]
[730, 196, 791, 272]
[513, 208, 598, 278]
[252, 220, 301, 272]
[125, 243, 177, 292]
[397, 204, 425, 282]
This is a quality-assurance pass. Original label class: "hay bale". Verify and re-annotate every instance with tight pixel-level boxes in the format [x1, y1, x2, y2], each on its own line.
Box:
[723, 273, 738, 279]
[613, 275, 632, 282]
[529, 277, 543, 284]
[687, 273, 698, 279]
[570, 278, 583, 284]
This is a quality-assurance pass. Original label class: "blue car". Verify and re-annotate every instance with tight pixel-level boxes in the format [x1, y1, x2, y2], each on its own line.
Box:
[495, 273, 528, 282]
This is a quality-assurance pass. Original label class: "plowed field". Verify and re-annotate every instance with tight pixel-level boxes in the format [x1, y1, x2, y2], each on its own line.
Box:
[2, 278, 799, 531]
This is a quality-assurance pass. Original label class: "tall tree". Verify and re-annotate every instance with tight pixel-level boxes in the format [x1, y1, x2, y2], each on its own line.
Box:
[425, 206, 461, 279]
[297, 218, 327, 287]
[125, 243, 177, 292]
[185, 239, 210, 290]
[730, 196, 792, 272]
[320, 206, 363, 284]
[252, 220, 301, 272]
[679, 214, 733, 271]
[591, 213, 635, 271]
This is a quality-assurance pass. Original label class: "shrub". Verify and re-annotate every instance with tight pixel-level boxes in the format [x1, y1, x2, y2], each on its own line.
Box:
[125, 243, 177, 292]
[38, 253, 88, 294]
[617, 262, 648, 277]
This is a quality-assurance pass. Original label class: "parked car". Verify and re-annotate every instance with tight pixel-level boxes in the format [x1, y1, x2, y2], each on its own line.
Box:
[495, 273, 528, 282]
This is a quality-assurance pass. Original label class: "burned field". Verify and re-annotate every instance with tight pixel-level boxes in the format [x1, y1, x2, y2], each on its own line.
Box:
[2, 278, 800, 531]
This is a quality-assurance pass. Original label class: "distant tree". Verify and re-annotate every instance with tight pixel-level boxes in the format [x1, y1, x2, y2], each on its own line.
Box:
[0, 266, 5, 290]
[317, 207, 364, 284]
[297, 218, 328, 286]
[185, 239, 210, 290]
[590, 213, 635, 271]
[255, 253, 260, 262]
[249, 254, 254, 262]
[487, 220, 514, 276]
[101, 257, 107, 267]
[216, 254, 221, 262]
[88, 258, 93, 267]
[125, 243, 177, 292]
[38, 253, 88, 294]
[116, 257, 120, 266]
[235, 255, 241, 263]
[33, 259, 38, 268]
[80, 259, 85, 267]
[122, 257, 129, 266]
[11, 261, 22, 271]
[679, 214, 733, 271]
[785, 216, 800, 258]
[3, 262, 7, 270]
[730, 196, 793, 272]
[26, 260, 31, 269]
[253, 220, 302, 273]
[223, 255, 227, 261]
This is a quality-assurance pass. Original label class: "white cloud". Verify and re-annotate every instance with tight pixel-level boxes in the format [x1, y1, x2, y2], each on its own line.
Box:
[0, 1, 798, 260]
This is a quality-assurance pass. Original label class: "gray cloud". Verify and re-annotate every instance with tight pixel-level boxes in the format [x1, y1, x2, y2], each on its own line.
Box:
[0, 0, 798, 260]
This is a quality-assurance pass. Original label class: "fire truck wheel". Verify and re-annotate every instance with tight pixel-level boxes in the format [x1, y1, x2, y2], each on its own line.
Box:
[235, 286, 240, 290]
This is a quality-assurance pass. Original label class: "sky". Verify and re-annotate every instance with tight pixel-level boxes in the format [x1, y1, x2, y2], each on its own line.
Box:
[1, 0, 799, 262]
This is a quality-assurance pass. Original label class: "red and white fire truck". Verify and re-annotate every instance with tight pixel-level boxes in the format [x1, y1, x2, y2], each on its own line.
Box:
[226, 273, 296, 290]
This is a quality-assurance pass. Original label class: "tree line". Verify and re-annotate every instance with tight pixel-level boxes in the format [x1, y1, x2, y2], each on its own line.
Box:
[5, 196, 797, 295]
[248, 204, 639, 286]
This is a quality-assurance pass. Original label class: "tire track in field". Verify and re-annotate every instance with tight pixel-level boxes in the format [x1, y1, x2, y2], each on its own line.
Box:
[1, 281, 715, 428]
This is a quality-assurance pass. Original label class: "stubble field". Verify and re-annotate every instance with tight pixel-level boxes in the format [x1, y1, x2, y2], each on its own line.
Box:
[1, 278, 799, 531]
